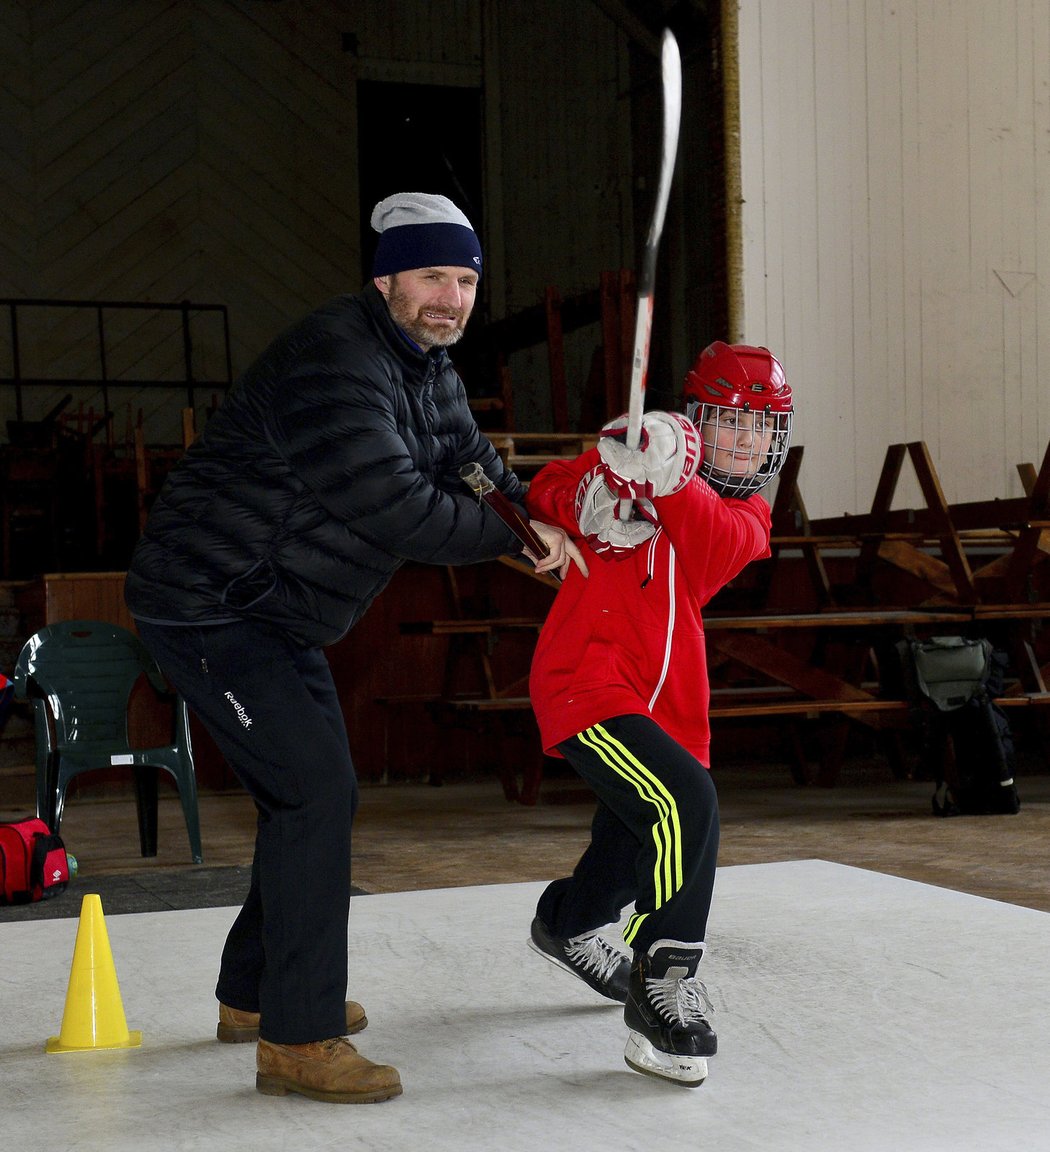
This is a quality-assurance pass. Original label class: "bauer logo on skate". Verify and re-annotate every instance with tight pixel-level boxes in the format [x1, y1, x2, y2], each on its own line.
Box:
[224, 692, 253, 729]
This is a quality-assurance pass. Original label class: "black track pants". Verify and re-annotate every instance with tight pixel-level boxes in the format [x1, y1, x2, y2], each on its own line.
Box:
[536, 714, 719, 956]
[136, 619, 356, 1044]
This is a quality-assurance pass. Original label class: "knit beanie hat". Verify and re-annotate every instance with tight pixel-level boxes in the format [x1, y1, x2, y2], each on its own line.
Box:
[371, 192, 483, 278]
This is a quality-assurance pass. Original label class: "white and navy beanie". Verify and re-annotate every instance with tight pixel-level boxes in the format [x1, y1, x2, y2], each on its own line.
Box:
[371, 192, 482, 278]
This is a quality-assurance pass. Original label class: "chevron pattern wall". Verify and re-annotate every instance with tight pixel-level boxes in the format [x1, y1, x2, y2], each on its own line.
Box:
[0, 1, 636, 447]
[0, 1, 367, 442]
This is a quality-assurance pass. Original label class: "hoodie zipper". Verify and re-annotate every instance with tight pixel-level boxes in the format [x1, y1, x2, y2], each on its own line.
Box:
[647, 536, 676, 711]
[640, 530, 660, 588]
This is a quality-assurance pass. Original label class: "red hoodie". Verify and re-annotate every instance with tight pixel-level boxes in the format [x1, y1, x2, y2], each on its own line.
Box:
[525, 449, 772, 765]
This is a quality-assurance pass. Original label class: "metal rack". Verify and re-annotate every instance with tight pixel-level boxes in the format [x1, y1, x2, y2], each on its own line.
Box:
[1, 297, 233, 421]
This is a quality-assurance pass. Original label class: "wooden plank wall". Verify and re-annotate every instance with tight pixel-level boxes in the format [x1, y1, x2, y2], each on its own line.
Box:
[0, 0, 637, 444]
[735, 0, 1050, 520]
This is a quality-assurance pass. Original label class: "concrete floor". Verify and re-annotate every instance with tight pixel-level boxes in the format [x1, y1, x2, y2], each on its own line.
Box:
[4, 760, 1050, 914]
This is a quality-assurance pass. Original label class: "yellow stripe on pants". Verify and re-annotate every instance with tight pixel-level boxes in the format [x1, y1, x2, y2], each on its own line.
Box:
[577, 723, 684, 945]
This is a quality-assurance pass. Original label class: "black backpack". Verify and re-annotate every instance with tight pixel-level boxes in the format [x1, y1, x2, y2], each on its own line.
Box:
[897, 636, 1021, 817]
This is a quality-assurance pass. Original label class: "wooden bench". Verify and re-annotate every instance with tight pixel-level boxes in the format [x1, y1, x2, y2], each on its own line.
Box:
[706, 603, 1050, 783]
[387, 434, 1050, 797]
[394, 608, 545, 801]
[400, 617, 544, 636]
[396, 594, 1050, 793]
[796, 440, 1050, 605]
[433, 683, 1048, 795]
[427, 695, 543, 804]
[489, 432, 598, 475]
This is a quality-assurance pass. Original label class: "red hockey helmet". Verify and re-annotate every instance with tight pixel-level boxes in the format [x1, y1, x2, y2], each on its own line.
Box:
[682, 341, 793, 497]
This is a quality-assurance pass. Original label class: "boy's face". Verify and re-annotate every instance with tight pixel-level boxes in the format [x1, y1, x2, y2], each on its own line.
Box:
[701, 408, 777, 478]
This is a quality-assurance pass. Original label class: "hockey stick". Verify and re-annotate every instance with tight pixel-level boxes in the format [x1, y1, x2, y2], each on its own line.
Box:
[619, 28, 682, 516]
[460, 462, 551, 560]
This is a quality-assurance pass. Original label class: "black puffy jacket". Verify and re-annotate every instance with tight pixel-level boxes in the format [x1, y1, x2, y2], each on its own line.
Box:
[124, 283, 525, 647]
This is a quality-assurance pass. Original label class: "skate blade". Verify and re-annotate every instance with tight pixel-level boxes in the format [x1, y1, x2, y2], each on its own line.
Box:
[526, 937, 584, 982]
[624, 1033, 708, 1088]
[527, 936, 570, 970]
[526, 938, 626, 1003]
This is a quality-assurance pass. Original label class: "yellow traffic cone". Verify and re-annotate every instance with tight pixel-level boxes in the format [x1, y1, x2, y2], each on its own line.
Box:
[46, 893, 142, 1053]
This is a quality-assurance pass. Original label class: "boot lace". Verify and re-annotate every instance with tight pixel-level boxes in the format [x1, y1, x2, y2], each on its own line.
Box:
[565, 930, 627, 983]
[645, 973, 714, 1026]
[320, 1037, 358, 1053]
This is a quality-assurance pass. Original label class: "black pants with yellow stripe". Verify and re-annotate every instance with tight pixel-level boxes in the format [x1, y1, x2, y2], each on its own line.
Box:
[536, 714, 718, 956]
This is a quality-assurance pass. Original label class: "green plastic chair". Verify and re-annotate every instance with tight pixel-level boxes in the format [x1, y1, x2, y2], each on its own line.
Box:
[13, 619, 203, 863]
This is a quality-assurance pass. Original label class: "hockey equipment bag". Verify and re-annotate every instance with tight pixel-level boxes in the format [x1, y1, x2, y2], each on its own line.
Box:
[897, 636, 1020, 817]
[0, 817, 70, 904]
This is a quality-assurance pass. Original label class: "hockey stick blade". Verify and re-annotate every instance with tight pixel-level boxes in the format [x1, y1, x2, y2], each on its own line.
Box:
[624, 28, 682, 455]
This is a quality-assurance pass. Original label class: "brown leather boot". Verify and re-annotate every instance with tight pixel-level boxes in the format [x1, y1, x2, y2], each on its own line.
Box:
[256, 1037, 402, 1104]
[217, 1000, 367, 1043]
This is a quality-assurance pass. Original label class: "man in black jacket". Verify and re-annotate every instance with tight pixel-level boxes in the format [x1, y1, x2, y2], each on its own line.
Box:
[125, 192, 583, 1104]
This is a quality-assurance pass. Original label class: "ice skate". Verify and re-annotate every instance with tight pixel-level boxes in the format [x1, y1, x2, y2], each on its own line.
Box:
[623, 939, 716, 1087]
[528, 916, 631, 1002]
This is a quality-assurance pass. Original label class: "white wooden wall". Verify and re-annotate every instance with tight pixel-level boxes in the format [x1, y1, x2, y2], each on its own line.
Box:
[735, 0, 1050, 518]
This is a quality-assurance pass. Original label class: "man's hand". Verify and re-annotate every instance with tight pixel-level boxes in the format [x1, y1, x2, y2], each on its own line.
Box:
[525, 521, 589, 580]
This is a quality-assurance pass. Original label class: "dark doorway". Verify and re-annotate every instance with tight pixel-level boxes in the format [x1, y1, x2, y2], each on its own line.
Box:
[357, 81, 484, 284]
[357, 80, 490, 393]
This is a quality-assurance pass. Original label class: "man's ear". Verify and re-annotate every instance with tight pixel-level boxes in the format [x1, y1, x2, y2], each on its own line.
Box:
[373, 275, 392, 297]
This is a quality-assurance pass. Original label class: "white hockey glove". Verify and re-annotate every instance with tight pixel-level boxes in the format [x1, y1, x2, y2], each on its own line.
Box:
[575, 466, 657, 557]
[597, 411, 702, 501]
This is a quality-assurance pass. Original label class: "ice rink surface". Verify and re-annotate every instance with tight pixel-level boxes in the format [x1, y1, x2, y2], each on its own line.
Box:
[2, 859, 1047, 1151]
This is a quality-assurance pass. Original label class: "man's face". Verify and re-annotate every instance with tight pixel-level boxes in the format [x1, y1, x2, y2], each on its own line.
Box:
[375, 266, 479, 350]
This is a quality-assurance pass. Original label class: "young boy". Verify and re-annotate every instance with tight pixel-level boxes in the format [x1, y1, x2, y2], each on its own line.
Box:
[525, 341, 793, 1086]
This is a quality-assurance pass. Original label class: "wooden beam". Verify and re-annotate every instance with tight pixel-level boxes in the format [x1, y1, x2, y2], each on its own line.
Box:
[586, 0, 662, 54]
[1005, 437, 1050, 600]
[544, 287, 569, 432]
[906, 441, 977, 601]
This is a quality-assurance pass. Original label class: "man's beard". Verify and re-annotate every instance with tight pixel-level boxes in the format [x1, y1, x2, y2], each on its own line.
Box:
[386, 286, 468, 349]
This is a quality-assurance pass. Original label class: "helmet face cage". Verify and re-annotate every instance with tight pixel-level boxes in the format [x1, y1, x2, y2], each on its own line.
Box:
[685, 399, 792, 498]
[682, 342, 793, 498]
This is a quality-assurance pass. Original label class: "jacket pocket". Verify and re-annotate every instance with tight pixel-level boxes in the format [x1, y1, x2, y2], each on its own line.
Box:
[573, 609, 664, 697]
[221, 559, 278, 610]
